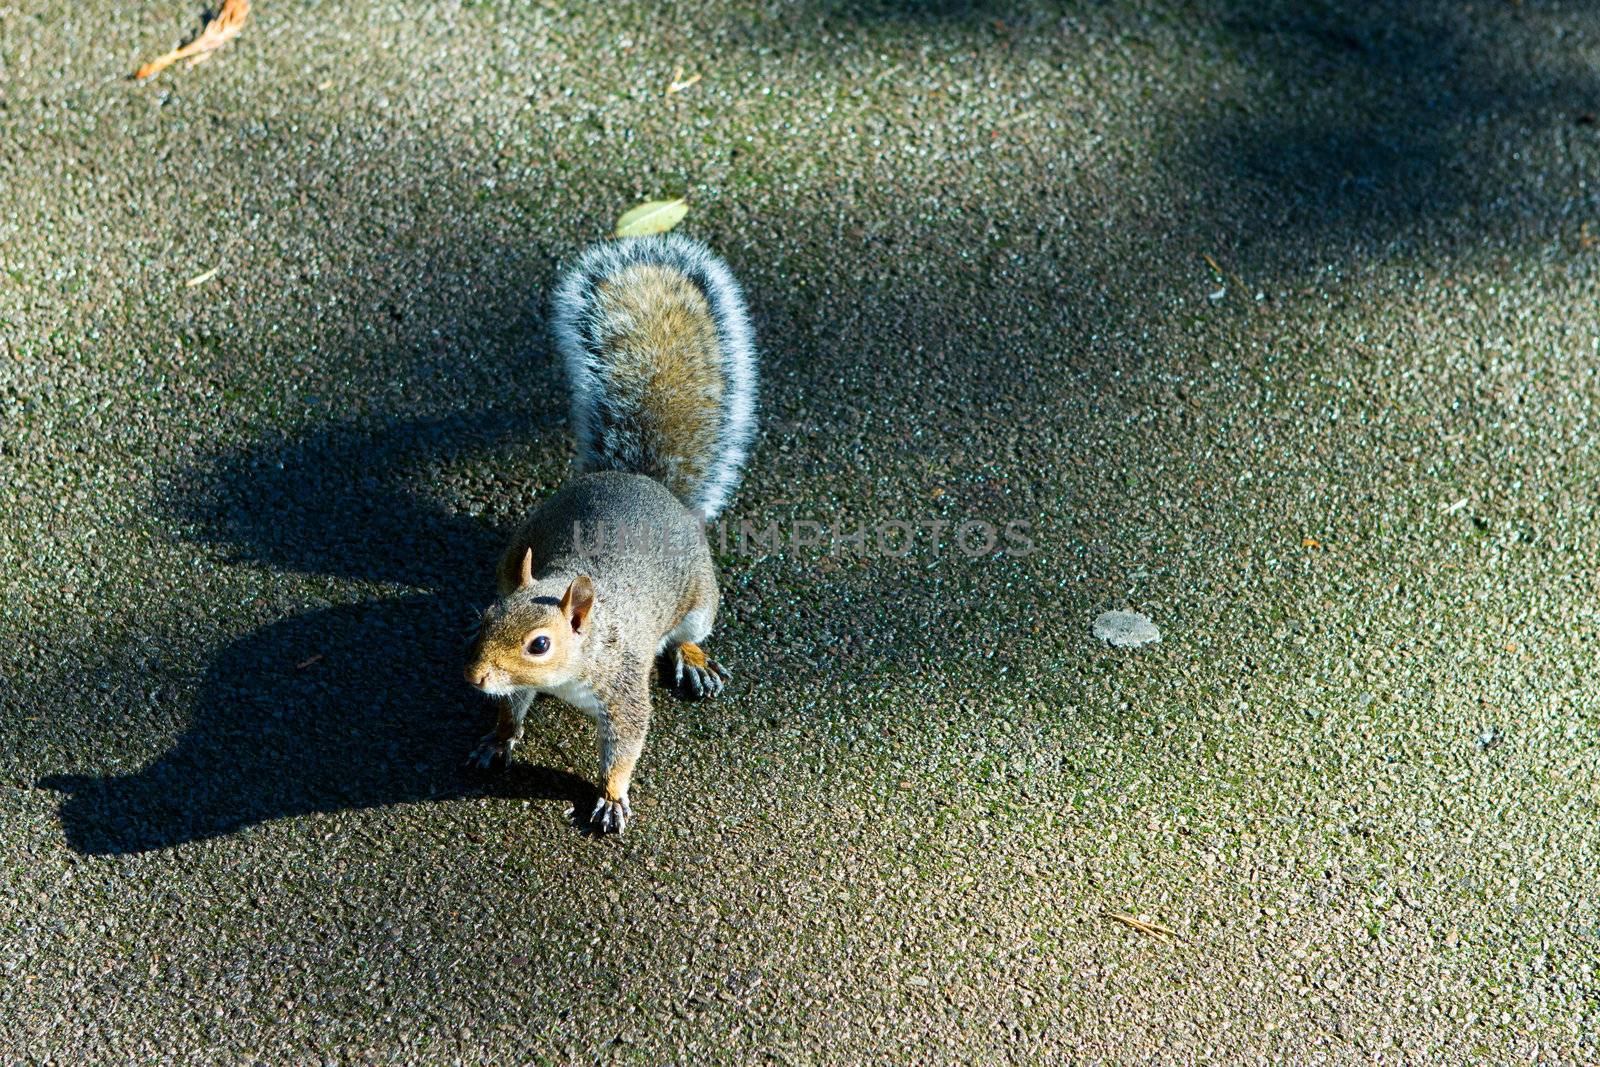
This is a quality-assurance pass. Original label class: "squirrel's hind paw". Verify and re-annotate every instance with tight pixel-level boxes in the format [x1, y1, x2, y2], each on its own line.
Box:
[590, 795, 632, 834]
[680, 661, 728, 699]
[466, 733, 518, 771]
[663, 644, 731, 700]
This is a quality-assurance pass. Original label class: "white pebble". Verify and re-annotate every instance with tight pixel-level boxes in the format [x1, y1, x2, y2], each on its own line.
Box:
[1092, 610, 1161, 648]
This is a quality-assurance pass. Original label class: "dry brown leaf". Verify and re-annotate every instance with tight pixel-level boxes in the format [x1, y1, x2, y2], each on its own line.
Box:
[135, 0, 251, 81]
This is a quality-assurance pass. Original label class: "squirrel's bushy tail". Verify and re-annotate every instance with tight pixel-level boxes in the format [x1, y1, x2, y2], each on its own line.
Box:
[550, 234, 757, 520]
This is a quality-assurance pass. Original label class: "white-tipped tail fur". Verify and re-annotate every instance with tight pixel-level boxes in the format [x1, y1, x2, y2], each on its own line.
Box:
[550, 234, 757, 520]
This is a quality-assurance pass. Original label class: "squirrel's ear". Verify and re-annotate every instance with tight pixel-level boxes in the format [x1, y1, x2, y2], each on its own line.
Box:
[560, 575, 596, 633]
[519, 548, 534, 588]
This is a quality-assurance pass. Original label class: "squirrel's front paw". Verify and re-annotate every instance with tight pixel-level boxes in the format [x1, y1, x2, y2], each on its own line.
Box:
[666, 643, 731, 700]
[590, 794, 632, 834]
[466, 732, 518, 771]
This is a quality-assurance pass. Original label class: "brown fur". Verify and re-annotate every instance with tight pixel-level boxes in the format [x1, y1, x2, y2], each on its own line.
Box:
[591, 265, 724, 497]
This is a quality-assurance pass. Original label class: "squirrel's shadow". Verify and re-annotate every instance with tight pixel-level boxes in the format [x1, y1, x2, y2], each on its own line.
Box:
[41, 410, 595, 855]
[41, 595, 591, 855]
[180, 408, 551, 591]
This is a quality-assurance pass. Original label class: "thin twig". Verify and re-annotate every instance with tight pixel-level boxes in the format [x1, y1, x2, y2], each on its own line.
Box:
[666, 66, 702, 95]
[1202, 252, 1259, 304]
[1106, 911, 1180, 940]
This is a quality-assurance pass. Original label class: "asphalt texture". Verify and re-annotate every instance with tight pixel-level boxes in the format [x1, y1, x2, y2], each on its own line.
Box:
[3, 0, 1599, 1062]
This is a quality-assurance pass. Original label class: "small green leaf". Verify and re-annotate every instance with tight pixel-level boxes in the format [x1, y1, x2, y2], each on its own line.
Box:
[614, 198, 688, 237]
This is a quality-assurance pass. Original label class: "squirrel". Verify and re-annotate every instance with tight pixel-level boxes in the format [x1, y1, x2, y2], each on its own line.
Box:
[464, 234, 758, 834]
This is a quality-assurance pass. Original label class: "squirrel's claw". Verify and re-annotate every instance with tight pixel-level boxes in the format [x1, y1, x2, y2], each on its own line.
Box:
[591, 795, 631, 834]
[665, 647, 730, 700]
[695, 660, 729, 698]
[467, 733, 517, 771]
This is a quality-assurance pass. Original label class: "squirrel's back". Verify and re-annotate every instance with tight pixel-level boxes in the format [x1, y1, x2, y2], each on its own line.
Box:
[550, 235, 757, 520]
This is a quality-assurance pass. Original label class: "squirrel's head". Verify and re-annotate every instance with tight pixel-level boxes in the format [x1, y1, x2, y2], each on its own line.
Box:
[465, 552, 595, 695]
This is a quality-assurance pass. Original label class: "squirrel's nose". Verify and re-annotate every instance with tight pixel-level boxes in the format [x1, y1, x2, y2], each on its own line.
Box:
[465, 666, 489, 688]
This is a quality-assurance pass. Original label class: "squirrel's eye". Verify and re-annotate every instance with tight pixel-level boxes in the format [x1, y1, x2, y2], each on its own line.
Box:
[526, 635, 551, 656]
